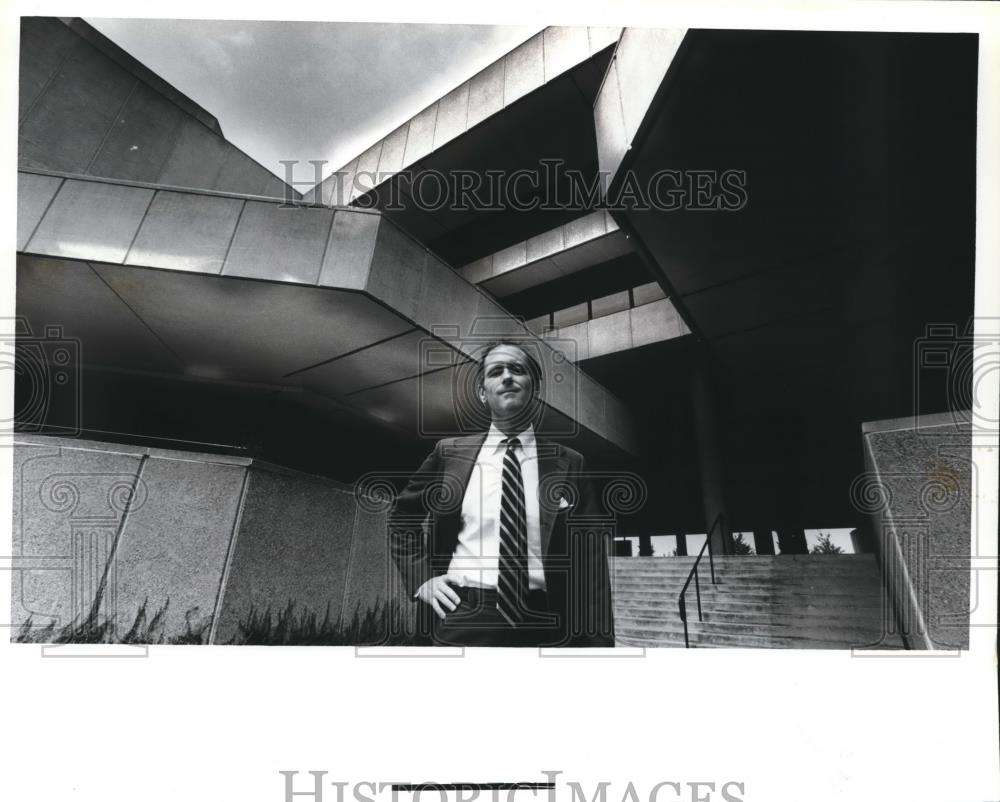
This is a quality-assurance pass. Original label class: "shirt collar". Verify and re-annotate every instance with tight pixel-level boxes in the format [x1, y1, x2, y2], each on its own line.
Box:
[486, 423, 535, 454]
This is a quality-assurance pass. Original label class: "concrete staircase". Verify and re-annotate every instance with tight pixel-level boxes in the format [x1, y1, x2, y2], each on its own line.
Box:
[611, 554, 905, 649]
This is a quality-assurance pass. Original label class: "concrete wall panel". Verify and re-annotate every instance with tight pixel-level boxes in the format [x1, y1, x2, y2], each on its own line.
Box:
[213, 467, 356, 643]
[503, 31, 545, 106]
[616, 28, 685, 145]
[127, 191, 244, 274]
[26, 179, 154, 263]
[19, 44, 136, 173]
[594, 58, 629, 185]
[88, 81, 186, 183]
[402, 104, 438, 166]
[466, 59, 505, 129]
[588, 308, 633, 358]
[156, 118, 229, 190]
[11, 439, 143, 634]
[632, 280, 666, 306]
[318, 210, 379, 289]
[553, 302, 588, 328]
[214, 148, 272, 196]
[223, 201, 333, 284]
[111, 455, 245, 640]
[377, 124, 409, 176]
[352, 142, 385, 202]
[591, 290, 630, 319]
[17, 173, 62, 251]
[366, 218, 427, 321]
[589, 27, 623, 55]
[19, 18, 83, 122]
[862, 416, 971, 649]
[416, 256, 485, 336]
[341, 505, 396, 630]
[322, 157, 357, 207]
[433, 83, 471, 150]
[543, 27, 591, 83]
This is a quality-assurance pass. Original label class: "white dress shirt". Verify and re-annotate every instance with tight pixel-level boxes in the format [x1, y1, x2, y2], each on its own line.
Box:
[447, 424, 546, 590]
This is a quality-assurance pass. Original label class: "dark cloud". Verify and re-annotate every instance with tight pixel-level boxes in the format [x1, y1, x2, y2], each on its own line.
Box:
[87, 18, 537, 183]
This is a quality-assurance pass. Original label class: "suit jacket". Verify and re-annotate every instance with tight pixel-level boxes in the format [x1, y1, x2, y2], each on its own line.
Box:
[389, 432, 614, 646]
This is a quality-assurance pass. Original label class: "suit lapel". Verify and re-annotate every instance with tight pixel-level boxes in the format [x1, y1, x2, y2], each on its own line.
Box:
[536, 440, 569, 556]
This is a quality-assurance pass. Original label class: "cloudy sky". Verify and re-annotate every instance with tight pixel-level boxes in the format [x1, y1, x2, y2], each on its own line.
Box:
[87, 19, 537, 184]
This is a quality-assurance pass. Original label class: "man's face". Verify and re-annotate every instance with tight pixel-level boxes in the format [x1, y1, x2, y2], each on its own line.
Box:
[478, 344, 536, 424]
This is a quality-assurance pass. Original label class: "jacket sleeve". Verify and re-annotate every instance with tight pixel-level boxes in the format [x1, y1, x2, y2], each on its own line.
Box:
[388, 441, 442, 598]
[572, 454, 616, 647]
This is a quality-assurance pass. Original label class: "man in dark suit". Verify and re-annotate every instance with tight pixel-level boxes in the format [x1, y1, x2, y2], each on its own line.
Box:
[389, 340, 614, 647]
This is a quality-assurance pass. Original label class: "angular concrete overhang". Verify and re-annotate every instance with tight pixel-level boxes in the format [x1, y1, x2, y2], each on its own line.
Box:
[457, 210, 632, 297]
[304, 27, 622, 266]
[310, 26, 622, 205]
[16, 169, 637, 457]
[593, 27, 688, 191]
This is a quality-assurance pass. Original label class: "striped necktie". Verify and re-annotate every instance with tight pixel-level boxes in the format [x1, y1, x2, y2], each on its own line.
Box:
[497, 436, 529, 625]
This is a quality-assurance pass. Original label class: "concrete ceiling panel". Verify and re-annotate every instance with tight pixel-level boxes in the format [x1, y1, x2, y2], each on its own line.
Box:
[17, 173, 62, 251]
[91, 264, 413, 382]
[126, 191, 244, 274]
[299, 329, 428, 397]
[25, 179, 154, 263]
[16, 254, 182, 372]
[222, 201, 334, 284]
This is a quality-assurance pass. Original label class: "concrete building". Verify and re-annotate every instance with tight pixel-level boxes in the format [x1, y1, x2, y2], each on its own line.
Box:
[12, 19, 978, 647]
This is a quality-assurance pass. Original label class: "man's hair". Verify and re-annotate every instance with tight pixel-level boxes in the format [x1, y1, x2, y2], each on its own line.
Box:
[474, 339, 543, 395]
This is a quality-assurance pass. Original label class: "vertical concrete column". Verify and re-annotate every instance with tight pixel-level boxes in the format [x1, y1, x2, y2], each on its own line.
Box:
[776, 528, 809, 555]
[638, 534, 654, 556]
[849, 526, 875, 555]
[690, 356, 733, 555]
[674, 533, 688, 556]
[752, 528, 776, 555]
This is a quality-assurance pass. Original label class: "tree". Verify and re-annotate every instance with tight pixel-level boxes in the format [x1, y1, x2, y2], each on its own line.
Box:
[811, 532, 844, 554]
[732, 532, 755, 555]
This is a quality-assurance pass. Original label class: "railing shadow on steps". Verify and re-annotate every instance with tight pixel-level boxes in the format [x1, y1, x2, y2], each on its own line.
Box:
[678, 514, 725, 648]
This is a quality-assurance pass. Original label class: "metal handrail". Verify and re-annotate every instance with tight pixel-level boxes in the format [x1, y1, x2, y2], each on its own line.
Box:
[678, 514, 725, 648]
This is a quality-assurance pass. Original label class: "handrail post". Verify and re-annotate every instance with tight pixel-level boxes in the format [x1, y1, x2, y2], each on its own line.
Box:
[679, 595, 688, 648]
[695, 566, 702, 621]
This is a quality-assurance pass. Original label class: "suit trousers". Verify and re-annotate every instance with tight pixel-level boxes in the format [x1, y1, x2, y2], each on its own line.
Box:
[431, 586, 564, 647]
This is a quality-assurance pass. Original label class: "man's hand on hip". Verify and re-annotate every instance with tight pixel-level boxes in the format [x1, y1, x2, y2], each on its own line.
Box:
[415, 575, 461, 620]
